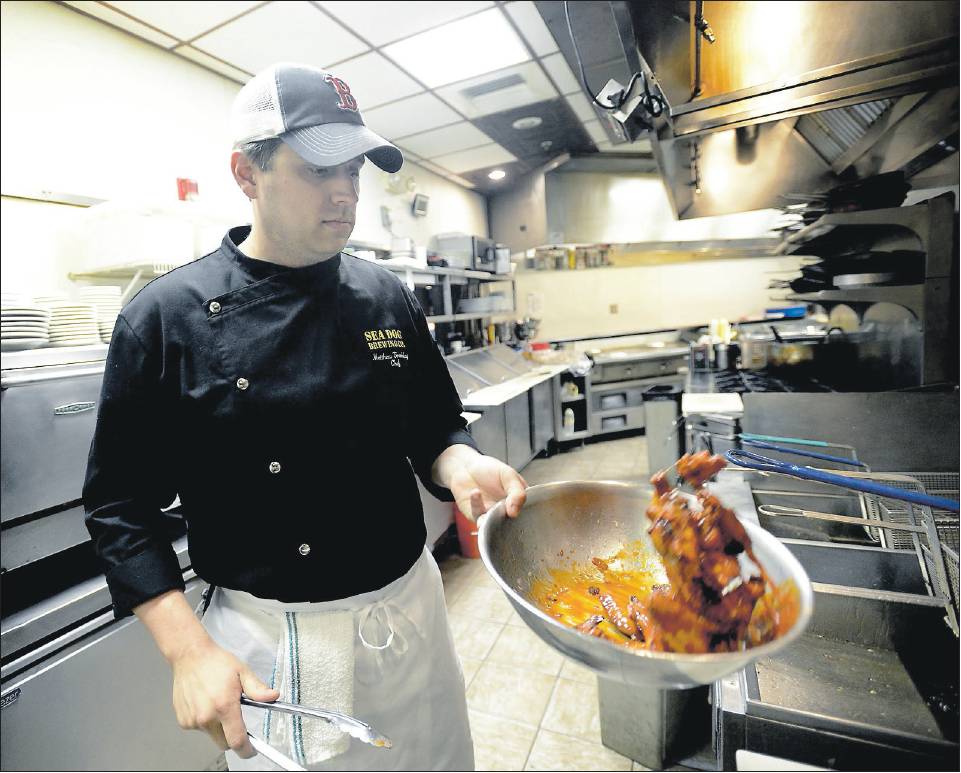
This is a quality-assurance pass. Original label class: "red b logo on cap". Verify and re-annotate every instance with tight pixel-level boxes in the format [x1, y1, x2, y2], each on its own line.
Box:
[325, 74, 358, 112]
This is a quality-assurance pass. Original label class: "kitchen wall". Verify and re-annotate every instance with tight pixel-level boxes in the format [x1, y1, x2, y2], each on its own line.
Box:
[515, 254, 804, 340]
[0, 1, 487, 295]
[544, 171, 783, 244]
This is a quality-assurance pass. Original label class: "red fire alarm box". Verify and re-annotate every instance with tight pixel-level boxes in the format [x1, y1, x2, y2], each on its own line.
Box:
[177, 178, 199, 201]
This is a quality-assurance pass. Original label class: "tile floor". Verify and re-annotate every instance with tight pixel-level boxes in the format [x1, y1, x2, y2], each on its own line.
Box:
[439, 433, 656, 772]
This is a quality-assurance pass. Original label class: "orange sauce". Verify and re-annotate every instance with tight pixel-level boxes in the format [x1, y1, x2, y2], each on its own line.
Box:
[529, 541, 801, 651]
[529, 542, 664, 644]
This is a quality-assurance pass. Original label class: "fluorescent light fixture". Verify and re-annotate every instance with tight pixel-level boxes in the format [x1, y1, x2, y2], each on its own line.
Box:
[383, 8, 530, 88]
[488, 169, 507, 180]
[512, 116, 543, 130]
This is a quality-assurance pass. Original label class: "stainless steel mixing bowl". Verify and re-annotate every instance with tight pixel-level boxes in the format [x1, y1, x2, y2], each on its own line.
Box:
[477, 480, 814, 689]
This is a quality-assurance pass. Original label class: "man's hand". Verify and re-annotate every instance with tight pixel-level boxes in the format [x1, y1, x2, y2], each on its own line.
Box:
[171, 639, 280, 759]
[433, 444, 528, 520]
[133, 590, 279, 760]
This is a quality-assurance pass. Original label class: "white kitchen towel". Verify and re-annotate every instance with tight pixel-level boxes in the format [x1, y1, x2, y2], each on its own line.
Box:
[205, 547, 474, 772]
[262, 610, 354, 766]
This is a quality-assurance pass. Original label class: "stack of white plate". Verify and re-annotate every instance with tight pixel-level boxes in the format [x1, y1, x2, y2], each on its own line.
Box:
[47, 303, 101, 347]
[34, 292, 71, 308]
[1, 302, 51, 351]
[78, 286, 122, 343]
[2, 291, 33, 307]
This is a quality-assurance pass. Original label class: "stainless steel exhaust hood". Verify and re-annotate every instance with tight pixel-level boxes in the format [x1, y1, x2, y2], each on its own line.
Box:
[537, 1, 959, 219]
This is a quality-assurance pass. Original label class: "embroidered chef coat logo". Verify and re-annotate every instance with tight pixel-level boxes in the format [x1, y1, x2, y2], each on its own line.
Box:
[364, 328, 407, 367]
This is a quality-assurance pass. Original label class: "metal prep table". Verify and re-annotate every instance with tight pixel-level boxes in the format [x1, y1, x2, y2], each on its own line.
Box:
[445, 344, 564, 470]
[586, 343, 688, 437]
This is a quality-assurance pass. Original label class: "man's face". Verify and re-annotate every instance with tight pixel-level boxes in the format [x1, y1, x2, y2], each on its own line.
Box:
[253, 143, 363, 261]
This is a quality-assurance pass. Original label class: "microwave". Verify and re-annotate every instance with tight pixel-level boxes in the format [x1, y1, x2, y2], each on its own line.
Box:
[434, 234, 501, 271]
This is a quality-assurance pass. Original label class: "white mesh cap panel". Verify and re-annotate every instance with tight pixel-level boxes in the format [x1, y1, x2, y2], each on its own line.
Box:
[230, 64, 287, 146]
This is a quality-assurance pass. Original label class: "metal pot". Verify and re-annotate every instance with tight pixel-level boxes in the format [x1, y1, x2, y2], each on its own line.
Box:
[713, 342, 740, 371]
[477, 481, 813, 689]
[739, 334, 769, 370]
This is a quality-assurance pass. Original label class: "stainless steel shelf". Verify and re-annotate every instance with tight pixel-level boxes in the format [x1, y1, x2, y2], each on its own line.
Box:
[427, 310, 517, 323]
[784, 285, 923, 307]
[777, 204, 935, 255]
[561, 395, 586, 404]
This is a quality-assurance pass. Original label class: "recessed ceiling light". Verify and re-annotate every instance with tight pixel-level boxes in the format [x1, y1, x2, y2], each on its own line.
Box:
[383, 9, 530, 89]
[512, 116, 543, 130]
[488, 169, 507, 180]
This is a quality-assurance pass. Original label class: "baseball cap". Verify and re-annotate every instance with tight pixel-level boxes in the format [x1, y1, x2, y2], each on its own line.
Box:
[231, 62, 403, 173]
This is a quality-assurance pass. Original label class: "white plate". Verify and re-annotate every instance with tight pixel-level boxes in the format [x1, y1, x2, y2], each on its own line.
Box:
[1, 339, 48, 350]
[1, 308, 50, 316]
[1, 332, 48, 338]
[49, 340, 100, 347]
[2, 327, 49, 333]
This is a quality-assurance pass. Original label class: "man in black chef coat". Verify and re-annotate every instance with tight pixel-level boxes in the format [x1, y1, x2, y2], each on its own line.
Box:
[83, 63, 526, 770]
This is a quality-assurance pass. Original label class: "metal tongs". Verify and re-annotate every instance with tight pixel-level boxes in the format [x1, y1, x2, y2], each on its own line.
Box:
[241, 695, 392, 771]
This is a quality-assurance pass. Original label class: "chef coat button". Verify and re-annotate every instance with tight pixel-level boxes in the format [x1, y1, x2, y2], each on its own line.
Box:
[298, 543, 311, 556]
[209, 301, 221, 314]
[236, 377, 249, 391]
[269, 461, 282, 474]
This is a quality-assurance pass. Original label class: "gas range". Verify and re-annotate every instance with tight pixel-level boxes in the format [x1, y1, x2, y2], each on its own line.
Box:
[710, 369, 836, 394]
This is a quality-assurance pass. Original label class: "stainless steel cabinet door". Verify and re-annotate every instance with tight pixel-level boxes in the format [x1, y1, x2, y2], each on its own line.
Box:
[467, 408, 508, 463]
[505, 394, 532, 469]
[0, 581, 222, 771]
[530, 380, 554, 453]
[1, 371, 104, 521]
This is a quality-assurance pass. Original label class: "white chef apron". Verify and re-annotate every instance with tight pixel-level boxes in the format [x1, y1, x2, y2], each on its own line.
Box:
[200, 546, 474, 771]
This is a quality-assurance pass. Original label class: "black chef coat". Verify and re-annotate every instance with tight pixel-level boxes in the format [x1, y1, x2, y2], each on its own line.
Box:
[83, 226, 477, 619]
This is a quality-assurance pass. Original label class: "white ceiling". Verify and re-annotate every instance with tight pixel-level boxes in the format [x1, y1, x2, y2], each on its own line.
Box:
[108, 1, 261, 41]
[317, 0, 493, 47]
[63, 1, 650, 188]
[434, 61, 559, 120]
[192, 2, 369, 73]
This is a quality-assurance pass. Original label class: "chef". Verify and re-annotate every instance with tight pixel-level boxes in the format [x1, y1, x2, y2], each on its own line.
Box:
[83, 62, 527, 771]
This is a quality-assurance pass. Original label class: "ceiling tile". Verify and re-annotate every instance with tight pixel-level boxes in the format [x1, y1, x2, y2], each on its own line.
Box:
[504, 1, 558, 56]
[541, 51, 581, 95]
[582, 119, 608, 145]
[382, 8, 530, 89]
[471, 98, 594, 165]
[363, 93, 460, 141]
[65, 2, 179, 47]
[193, 1, 368, 74]
[434, 61, 557, 120]
[397, 122, 493, 159]
[318, 0, 492, 47]
[459, 159, 530, 193]
[106, 1, 261, 41]
[173, 45, 252, 82]
[432, 143, 516, 174]
[327, 52, 422, 110]
[409, 159, 450, 178]
[565, 92, 600, 123]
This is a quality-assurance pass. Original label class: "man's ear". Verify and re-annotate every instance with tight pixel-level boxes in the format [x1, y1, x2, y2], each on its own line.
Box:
[231, 150, 258, 200]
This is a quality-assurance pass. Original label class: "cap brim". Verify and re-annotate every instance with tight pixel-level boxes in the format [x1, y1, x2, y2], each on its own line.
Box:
[280, 123, 403, 173]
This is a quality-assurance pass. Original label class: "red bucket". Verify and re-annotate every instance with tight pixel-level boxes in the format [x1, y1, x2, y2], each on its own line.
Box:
[454, 505, 481, 559]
